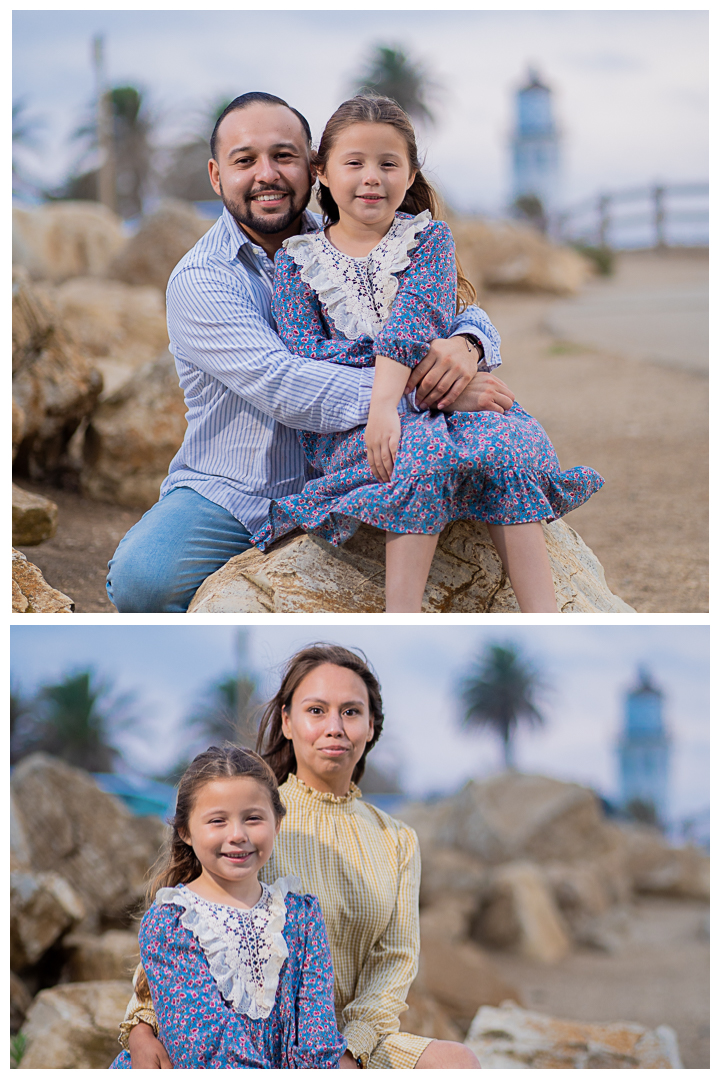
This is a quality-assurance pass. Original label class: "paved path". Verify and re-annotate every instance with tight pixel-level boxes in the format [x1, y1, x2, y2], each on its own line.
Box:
[545, 249, 708, 374]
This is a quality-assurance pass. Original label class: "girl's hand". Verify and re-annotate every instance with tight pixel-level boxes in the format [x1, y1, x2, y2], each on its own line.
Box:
[338, 1050, 360, 1068]
[128, 1022, 174, 1069]
[364, 405, 400, 483]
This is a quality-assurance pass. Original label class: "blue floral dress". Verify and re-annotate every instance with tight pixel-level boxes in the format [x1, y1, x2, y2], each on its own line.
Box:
[251, 210, 603, 550]
[109, 877, 346, 1069]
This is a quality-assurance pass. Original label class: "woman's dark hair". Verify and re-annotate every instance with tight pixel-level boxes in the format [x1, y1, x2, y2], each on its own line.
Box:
[313, 94, 477, 310]
[211, 91, 312, 160]
[256, 643, 384, 786]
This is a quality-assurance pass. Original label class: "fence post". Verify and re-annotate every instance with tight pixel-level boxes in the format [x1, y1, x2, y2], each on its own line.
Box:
[653, 185, 666, 248]
[598, 194, 610, 248]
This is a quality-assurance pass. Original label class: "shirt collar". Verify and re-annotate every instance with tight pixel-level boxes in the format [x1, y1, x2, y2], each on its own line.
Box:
[222, 205, 321, 261]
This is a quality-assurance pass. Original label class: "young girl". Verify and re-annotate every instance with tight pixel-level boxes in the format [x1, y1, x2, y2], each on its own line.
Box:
[110, 746, 346, 1069]
[251, 93, 604, 612]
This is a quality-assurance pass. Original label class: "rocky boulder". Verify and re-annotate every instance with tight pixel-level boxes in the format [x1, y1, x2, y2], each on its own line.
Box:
[465, 1001, 683, 1068]
[43, 277, 169, 398]
[79, 349, 187, 509]
[62, 929, 140, 983]
[11, 972, 33, 1034]
[12, 484, 58, 546]
[399, 987, 463, 1042]
[107, 199, 213, 291]
[18, 980, 133, 1069]
[12, 202, 126, 283]
[619, 824, 710, 901]
[12, 549, 74, 613]
[11, 869, 86, 970]
[450, 215, 594, 296]
[410, 772, 615, 864]
[12, 268, 102, 478]
[470, 860, 572, 964]
[11, 754, 167, 925]
[189, 519, 634, 613]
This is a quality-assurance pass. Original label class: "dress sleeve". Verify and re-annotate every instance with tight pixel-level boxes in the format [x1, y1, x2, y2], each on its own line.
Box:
[340, 825, 421, 1065]
[272, 248, 375, 367]
[117, 964, 158, 1049]
[286, 895, 347, 1068]
[373, 221, 458, 369]
[138, 903, 262, 1068]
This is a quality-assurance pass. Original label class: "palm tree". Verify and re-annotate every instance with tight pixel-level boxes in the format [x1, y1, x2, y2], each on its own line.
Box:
[353, 45, 437, 124]
[12, 99, 43, 197]
[11, 669, 133, 772]
[458, 643, 546, 769]
[160, 95, 235, 203]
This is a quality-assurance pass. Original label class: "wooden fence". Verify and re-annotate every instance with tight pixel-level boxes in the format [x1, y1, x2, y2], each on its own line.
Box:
[554, 181, 708, 249]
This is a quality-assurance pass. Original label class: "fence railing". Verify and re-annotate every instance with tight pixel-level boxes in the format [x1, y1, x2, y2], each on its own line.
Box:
[554, 181, 708, 249]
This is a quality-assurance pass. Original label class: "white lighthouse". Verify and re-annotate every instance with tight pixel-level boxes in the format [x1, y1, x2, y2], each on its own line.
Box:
[511, 67, 561, 222]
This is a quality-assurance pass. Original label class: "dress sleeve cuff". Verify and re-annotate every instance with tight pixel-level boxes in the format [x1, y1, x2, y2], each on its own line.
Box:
[117, 1006, 159, 1049]
[342, 1019, 379, 1066]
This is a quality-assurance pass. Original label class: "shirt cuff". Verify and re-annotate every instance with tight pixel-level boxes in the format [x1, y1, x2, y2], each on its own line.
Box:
[342, 1019, 379, 1067]
[118, 1008, 159, 1050]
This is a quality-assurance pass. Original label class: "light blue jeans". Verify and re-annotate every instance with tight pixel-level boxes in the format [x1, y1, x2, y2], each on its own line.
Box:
[106, 487, 253, 613]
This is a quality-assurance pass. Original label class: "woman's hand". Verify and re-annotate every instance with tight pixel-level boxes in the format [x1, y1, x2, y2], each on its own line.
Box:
[128, 1022, 173, 1069]
[364, 404, 400, 483]
[338, 1050, 360, 1068]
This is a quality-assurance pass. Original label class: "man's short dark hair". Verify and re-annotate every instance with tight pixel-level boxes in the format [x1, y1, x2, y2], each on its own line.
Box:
[210, 92, 312, 160]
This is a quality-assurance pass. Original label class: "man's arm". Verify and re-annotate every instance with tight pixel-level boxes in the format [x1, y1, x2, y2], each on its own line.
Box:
[408, 303, 504, 409]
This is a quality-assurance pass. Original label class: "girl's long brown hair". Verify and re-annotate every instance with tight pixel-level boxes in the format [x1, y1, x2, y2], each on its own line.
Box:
[135, 745, 286, 1003]
[256, 643, 384, 786]
[314, 94, 477, 311]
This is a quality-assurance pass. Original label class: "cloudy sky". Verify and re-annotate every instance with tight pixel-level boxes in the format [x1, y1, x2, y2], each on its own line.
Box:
[13, 8, 708, 213]
[10, 624, 709, 824]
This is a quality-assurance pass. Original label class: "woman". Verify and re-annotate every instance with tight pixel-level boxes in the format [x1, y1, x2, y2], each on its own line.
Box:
[122, 643, 479, 1069]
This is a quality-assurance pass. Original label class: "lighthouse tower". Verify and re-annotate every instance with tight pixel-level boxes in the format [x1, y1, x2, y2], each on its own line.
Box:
[617, 668, 671, 828]
[511, 67, 561, 219]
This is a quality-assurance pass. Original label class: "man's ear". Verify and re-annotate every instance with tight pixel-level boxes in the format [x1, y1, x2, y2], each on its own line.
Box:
[208, 158, 222, 197]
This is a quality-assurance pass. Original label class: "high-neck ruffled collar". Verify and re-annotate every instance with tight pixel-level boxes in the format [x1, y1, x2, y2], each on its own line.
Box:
[284, 772, 362, 807]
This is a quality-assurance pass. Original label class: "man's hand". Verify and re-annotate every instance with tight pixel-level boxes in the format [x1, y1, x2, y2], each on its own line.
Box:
[128, 1022, 173, 1069]
[443, 371, 515, 414]
[338, 1050, 360, 1068]
[407, 336, 478, 411]
[364, 403, 401, 484]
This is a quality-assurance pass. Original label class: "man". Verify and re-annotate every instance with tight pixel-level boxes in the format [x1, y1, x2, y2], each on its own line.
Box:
[107, 92, 515, 612]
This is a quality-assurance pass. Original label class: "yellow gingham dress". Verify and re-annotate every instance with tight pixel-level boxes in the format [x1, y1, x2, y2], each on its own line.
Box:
[120, 774, 431, 1068]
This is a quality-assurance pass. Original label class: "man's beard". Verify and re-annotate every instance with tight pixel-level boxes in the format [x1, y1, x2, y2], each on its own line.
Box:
[219, 179, 310, 235]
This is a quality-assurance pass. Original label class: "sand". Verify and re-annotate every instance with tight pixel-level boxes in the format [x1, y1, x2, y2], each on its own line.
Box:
[14, 249, 708, 614]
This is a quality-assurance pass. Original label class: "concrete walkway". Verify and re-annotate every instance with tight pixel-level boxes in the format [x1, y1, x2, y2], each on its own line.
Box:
[545, 249, 708, 374]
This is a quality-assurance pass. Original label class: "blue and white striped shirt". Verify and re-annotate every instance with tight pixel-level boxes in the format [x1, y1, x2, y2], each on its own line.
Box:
[161, 207, 502, 534]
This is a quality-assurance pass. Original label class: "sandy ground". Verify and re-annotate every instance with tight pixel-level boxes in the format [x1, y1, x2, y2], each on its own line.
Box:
[487, 896, 710, 1068]
[14, 249, 708, 613]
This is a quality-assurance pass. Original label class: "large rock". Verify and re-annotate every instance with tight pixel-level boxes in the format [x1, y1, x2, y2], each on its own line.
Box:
[465, 1001, 683, 1068]
[417, 901, 521, 1030]
[12, 268, 102, 478]
[450, 215, 594, 295]
[12, 483, 58, 546]
[43, 277, 169, 398]
[11, 755, 167, 925]
[189, 519, 634, 613]
[18, 980, 133, 1069]
[619, 824, 710, 901]
[107, 199, 213, 291]
[11, 971, 33, 1034]
[11, 869, 86, 970]
[62, 929, 140, 983]
[12, 202, 126, 283]
[418, 773, 615, 864]
[13, 399, 25, 460]
[400, 987, 463, 1042]
[419, 847, 489, 909]
[12, 549, 74, 613]
[470, 861, 572, 964]
[79, 349, 187, 508]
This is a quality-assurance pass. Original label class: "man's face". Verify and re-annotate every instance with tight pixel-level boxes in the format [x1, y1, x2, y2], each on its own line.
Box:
[209, 103, 313, 237]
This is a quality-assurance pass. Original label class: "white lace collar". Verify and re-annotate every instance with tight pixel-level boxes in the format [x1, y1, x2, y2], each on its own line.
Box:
[156, 875, 302, 1019]
[283, 210, 433, 341]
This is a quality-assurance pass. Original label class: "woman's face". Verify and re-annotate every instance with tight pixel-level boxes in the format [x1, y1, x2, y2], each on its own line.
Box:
[317, 122, 416, 232]
[281, 663, 375, 795]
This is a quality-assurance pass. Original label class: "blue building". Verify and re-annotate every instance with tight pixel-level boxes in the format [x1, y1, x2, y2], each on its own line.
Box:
[617, 668, 671, 827]
[511, 67, 561, 219]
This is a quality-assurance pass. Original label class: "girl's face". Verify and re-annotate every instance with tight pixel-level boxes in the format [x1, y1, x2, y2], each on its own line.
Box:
[181, 776, 280, 889]
[317, 122, 416, 231]
[281, 663, 375, 795]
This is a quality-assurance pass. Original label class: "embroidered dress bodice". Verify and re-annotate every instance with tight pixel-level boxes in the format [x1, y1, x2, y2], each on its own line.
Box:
[156, 876, 301, 1020]
[283, 209, 433, 340]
